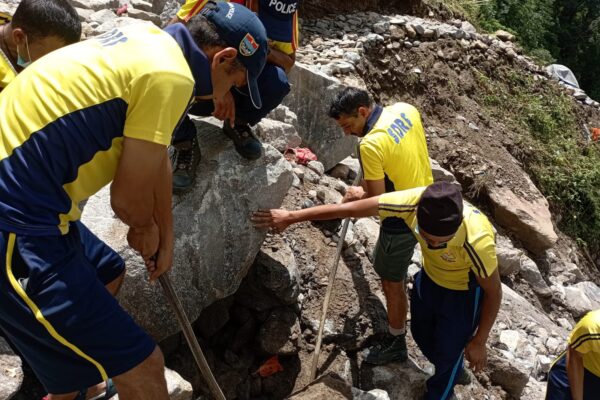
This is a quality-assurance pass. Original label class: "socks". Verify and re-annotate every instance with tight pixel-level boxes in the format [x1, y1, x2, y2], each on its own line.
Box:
[389, 325, 406, 336]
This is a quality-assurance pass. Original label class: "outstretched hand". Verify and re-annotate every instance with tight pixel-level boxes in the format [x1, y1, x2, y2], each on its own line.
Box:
[251, 209, 292, 232]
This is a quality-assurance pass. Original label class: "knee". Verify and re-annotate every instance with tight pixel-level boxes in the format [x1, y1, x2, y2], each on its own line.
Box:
[143, 346, 165, 374]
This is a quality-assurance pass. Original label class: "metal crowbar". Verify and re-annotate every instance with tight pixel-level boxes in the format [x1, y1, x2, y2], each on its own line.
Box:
[309, 170, 363, 381]
[159, 274, 226, 400]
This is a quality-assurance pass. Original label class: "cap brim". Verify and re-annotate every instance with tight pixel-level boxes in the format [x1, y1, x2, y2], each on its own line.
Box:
[247, 70, 262, 109]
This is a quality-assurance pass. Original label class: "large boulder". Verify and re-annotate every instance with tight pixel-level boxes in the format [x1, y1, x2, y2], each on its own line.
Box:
[360, 359, 429, 400]
[487, 184, 557, 255]
[283, 63, 358, 171]
[0, 337, 22, 400]
[114, 368, 192, 400]
[81, 118, 293, 341]
[289, 373, 352, 399]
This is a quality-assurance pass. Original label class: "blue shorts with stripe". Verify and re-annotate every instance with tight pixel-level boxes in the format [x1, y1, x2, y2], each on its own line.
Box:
[546, 352, 600, 400]
[0, 222, 155, 394]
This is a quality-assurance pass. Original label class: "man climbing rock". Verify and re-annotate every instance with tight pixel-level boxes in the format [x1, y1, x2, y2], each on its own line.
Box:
[0, 3, 266, 399]
[546, 309, 600, 400]
[252, 182, 502, 400]
[327, 87, 433, 365]
[167, 0, 298, 191]
[0, 0, 81, 92]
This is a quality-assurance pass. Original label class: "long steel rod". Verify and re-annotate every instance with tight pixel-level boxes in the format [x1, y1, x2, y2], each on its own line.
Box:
[159, 274, 226, 400]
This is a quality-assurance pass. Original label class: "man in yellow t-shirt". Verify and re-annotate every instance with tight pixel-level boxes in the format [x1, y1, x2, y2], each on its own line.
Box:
[0, 0, 81, 92]
[328, 87, 433, 365]
[252, 182, 502, 400]
[0, 4, 267, 397]
[167, 0, 298, 191]
[546, 309, 600, 400]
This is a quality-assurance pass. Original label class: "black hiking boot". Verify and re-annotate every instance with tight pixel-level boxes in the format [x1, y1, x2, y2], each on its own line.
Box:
[170, 136, 201, 193]
[363, 333, 408, 365]
[222, 122, 262, 160]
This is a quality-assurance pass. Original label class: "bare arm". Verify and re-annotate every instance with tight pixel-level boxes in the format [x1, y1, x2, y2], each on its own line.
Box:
[465, 268, 502, 371]
[111, 138, 169, 273]
[567, 346, 585, 400]
[149, 153, 174, 282]
[267, 47, 295, 73]
[252, 195, 381, 231]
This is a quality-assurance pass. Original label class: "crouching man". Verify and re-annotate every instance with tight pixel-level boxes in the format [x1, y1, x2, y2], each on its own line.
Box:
[252, 182, 502, 400]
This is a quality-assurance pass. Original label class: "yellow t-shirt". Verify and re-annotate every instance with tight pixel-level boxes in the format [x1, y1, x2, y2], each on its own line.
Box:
[359, 103, 433, 191]
[378, 187, 498, 290]
[0, 24, 194, 236]
[0, 12, 16, 91]
[569, 309, 600, 377]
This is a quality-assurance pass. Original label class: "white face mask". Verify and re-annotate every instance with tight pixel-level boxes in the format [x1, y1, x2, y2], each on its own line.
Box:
[16, 35, 32, 68]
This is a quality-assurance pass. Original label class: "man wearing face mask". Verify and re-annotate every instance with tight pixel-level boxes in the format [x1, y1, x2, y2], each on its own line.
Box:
[0, 0, 81, 92]
[0, 3, 266, 399]
[327, 86, 433, 366]
[251, 181, 503, 400]
[167, 0, 297, 192]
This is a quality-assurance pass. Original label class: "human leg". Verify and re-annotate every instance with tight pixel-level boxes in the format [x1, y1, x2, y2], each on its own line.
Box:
[0, 229, 162, 397]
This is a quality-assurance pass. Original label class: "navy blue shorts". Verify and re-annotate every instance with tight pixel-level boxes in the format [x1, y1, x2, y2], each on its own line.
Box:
[546, 352, 600, 400]
[0, 222, 155, 394]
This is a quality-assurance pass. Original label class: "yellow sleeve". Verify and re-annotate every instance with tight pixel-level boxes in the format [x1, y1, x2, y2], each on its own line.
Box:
[360, 136, 385, 181]
[0, 55, 16, 90]
[176, 0, 212, 22]
[569, 314, 600, 355]
[464, 227, 497, 278]
[378, 189, 423, 220]
[124, 71, 194, 146]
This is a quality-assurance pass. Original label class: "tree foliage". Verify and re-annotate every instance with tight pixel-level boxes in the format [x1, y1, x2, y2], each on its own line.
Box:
[467, 0, 600, 99]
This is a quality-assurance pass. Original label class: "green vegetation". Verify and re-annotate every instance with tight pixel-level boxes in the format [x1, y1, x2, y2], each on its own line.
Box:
[473, 68, 600, 252]
[447, 0, 600, 100]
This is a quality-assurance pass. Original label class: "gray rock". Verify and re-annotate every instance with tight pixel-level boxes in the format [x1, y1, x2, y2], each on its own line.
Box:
[289, 373, 352, 399]
[412, 24, 425, 36]
[70, 0, 119, 11]
[405, 24, 416, 39]
[258, 307, 301, 355]
[308, 160, 325, 176]
[267, 105, 299, 126]
[574, 281, 600, 307]
[283, 64, 358, 171]
[495, 30, 516, 41]
[81, 118, 293, 341]
[461, 21, 477, 34]
[75, 7, 94, 21]
[430, 159, 460, 189]
[89, 9, 117, 24]
[499, 329, 521, 353]
[495, 235, 523, 276]
[304, 167, 321, 184]
[487, 183, 557, 254]
[255, 118, 302, 153]
[422, 29, 436, 39]
[373, 21, 389, 35]
[0, 337, 22, 400]
[255, 240, 301, 305]
[487, 351, 529, 398]
[344, 51, 362, 65]
[360, 359, 429, 400]
[564, 285, 594, 318]
[520, 257, 552, 298]
[353, 218, 380, 261]
[130, 0, 153, 12]
[93, 16, 145, 35]
[114, 367, 192, 399]
[127, 8, 161, 25]
[330, 157, 361, 182]
[352, 387, 391, 399]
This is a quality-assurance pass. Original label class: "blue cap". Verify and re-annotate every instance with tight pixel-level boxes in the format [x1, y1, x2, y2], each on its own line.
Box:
[257, 0, 298, 44]
[202, 1, 268, 109]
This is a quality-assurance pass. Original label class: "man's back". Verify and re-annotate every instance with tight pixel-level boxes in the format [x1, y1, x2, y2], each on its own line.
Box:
[360, 102, 433, 193]
[0, 24, 194, 236]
